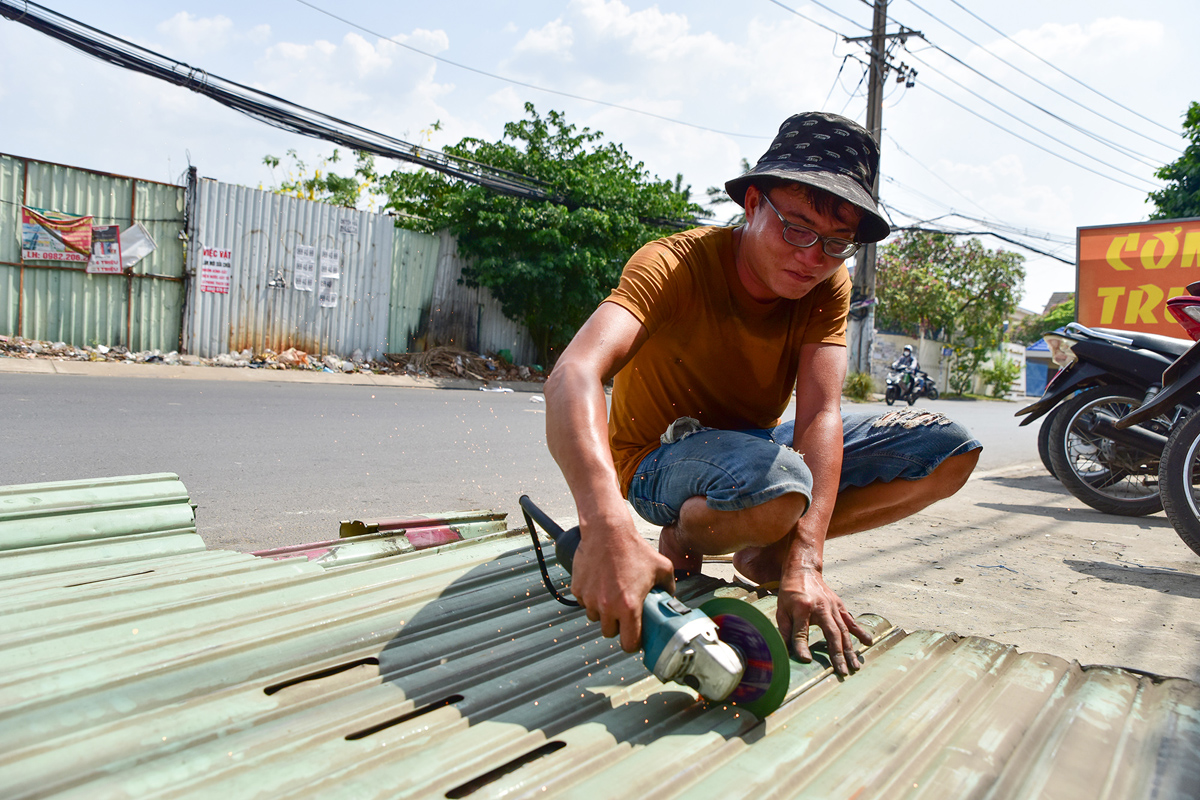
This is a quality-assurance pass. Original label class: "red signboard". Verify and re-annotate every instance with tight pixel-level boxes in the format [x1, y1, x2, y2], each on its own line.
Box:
[1077, 217, 1200, 340]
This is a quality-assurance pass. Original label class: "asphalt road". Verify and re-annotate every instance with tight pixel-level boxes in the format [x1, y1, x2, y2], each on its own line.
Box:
[1, 373, 1040, 551]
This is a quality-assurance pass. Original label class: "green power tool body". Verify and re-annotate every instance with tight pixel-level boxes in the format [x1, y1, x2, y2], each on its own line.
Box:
[519, 496, 790, 716]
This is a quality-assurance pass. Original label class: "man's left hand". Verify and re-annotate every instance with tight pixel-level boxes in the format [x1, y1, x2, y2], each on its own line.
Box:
[776, 565, 873, 676]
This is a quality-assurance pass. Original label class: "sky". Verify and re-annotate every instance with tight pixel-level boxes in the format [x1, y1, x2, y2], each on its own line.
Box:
[1, 0, 1194, 312]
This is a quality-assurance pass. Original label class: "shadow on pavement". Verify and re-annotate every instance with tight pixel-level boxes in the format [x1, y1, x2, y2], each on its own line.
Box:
[973, 501, 1176, 527]
[1064, 558, 1200, 598]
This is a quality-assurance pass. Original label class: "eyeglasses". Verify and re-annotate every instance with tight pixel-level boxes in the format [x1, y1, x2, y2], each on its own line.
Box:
[759, 193, 861, 259]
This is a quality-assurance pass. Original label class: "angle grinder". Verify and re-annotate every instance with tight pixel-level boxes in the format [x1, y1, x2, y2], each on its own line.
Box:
[519, 496, 790, 716]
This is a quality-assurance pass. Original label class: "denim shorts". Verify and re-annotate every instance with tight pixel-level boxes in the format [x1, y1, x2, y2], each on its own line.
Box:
[626, 408, 983, 527]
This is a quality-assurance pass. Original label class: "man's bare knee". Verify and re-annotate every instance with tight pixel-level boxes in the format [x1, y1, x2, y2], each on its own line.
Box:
[678, 491, 808, 552]
[737, 491, 809, 547]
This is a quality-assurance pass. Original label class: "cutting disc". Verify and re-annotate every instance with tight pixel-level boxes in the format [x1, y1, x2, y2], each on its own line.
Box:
[699, 597, 790, 717]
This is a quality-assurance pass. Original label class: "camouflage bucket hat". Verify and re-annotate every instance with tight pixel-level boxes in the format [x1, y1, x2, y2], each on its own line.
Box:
[724, 111, 890, 243]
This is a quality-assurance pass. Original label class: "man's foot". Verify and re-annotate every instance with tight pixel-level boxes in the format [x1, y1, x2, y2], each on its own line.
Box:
[732, 542, 786, 586]
[659, 523, 702, 578]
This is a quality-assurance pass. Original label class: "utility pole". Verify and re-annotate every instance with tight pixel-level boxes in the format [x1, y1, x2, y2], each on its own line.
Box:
[844, 1, 920, 376]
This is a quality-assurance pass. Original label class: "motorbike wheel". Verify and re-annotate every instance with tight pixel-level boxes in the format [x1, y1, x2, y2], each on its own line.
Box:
[1047, 384, 1162, 517]
[927, 386, 939, 401]
[906, 391, 917, 406]
[1037, 405, 1061, 479]
[885, 386, 897, 406]
[1158, 408, 1200, 557]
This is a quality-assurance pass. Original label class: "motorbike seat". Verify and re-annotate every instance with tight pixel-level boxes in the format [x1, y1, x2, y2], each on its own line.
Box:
[1092, 328, 1190, 359]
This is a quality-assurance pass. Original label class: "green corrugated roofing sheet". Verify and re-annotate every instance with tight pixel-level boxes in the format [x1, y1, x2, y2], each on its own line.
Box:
[1, 474, 1198, 798]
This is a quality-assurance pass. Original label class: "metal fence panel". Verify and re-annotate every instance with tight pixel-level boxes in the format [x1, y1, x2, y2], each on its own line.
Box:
[0, 153, 185, 351]
[427, 231, 538, 364]
[184, 180, 394, 359]
[0, 156, 21, 333]
[387, 225, 441, 354]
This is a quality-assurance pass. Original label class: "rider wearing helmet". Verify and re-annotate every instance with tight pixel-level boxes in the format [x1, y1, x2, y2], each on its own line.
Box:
[892, 345, 919, 395]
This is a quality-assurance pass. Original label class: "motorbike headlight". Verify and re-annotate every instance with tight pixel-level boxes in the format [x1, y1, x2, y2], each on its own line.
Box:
[1043, 334, 1077, 368]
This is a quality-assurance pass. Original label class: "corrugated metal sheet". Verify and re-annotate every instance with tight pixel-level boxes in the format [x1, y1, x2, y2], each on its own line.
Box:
[428, 230, 539, 365]
[388, 225, 442, 354]
[0, 154, 23, 334]
[0, 153, 185, 352]
[0, 473, 202, 579]
[251, 511, 509, 567]
[2, 474, 1198, 799]
[183, 180, 394, 360]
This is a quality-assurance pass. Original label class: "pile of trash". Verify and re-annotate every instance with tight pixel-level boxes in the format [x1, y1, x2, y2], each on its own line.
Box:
[208, 347, 378, 373]
[0, 336, 185, 365]
[384, 346, 545, 382]
[0, 335, 546, 383]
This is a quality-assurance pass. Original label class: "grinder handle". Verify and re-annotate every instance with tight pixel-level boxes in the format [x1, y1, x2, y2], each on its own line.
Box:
[518, 495, 581, 574]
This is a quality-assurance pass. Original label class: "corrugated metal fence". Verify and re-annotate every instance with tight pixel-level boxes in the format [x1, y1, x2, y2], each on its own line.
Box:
[0, 153, 186, 352]
[1, 154, 537, 363]
[426, 230, 539, 365]
[183, 179, 396, 359]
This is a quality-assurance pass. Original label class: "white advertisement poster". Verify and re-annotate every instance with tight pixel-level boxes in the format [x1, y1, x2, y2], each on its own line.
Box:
[318, 276, 338, 308]
[293, 245, 316, 292]
[319, 247, 340, 279]
[86, 225, 123, 274]
[199, 247, 233, 294]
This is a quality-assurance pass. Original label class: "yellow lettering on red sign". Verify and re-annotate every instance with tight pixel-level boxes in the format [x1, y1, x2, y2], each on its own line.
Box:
[1106, 234, 1139, 271]
[1141, 227, 1183, 270]
[1125, 284, 1164, 324]
[1080, 221, 1200, 340]
[1184, 231, 1200, 268]
[1096, 286, 1126, 323]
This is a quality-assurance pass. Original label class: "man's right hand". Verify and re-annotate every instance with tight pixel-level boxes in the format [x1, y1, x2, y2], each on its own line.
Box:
[567, 517, 676, 653]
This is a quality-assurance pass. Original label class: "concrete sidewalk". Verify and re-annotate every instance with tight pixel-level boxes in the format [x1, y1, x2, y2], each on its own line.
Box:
[0, 353, 547, 392]
[8, 352, 1198, 683]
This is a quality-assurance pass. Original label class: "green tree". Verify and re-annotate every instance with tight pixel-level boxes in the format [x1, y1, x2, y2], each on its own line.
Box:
[1148, 102, 1200, 220]
[875, 231, 1025, 394]
[263, 148, 376, 209]
[372, 104, 703, 363]
[1011, 297, 1075, 345]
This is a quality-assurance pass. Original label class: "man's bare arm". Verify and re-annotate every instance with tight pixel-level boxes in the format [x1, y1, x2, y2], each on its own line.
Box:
[776, 342, 872, 674]
[543, 302, 675, 653]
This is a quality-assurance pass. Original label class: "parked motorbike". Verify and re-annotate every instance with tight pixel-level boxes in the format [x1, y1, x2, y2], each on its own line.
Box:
[1014, 322, 1189, 516]
[885, 368, 938, 405]
[1115, 284, 1200, 555]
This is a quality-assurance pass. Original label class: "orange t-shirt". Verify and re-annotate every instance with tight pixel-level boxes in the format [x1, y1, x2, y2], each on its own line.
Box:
[603, 226, 850, 494]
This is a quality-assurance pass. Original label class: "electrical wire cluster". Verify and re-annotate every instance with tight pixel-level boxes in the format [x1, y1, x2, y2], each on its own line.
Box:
[0, 0, 559, 203]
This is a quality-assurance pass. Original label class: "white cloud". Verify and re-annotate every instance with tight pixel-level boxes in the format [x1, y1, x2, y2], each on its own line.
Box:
[514, 19, 574, 58]
[1011, 17, 1165, 61]
[156, 12, 235, 57]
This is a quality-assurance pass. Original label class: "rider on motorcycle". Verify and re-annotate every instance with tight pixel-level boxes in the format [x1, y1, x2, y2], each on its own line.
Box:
[892, 345, 919, 396]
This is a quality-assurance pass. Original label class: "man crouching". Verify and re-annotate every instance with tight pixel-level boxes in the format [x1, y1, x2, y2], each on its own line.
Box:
[544, 112, 981, 675]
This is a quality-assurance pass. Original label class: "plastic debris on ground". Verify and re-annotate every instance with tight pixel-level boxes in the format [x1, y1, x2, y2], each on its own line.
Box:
[0, 337, 546, 384]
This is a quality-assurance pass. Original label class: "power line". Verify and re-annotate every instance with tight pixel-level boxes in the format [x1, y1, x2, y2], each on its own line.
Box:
[0, 1, 554, 199]
[901, 47, 1161, 186]
[793, 0, 870, 33]
[902, 0, 1178, 155]
[944, 0, 1180, 139]
[881, 201, 1075, 264]
[293, 0, 769, 141]
[764, 0, 854, 39]
[885, 134, 996, 219]
[911, 78, 1155, 193]
[0, 0, 694, 230]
